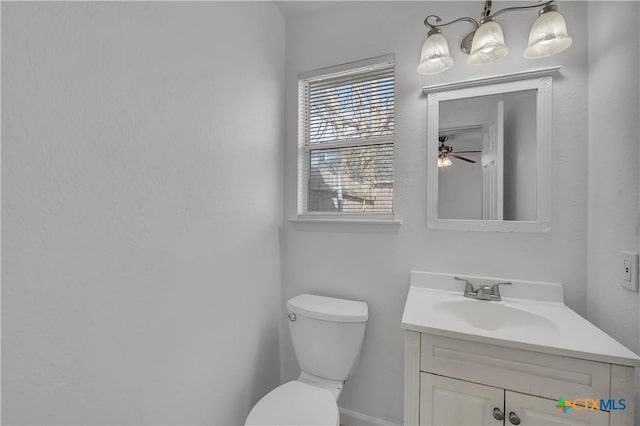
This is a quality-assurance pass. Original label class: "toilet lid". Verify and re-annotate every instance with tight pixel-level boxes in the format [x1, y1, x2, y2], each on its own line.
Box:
[245, 381, 339, 426]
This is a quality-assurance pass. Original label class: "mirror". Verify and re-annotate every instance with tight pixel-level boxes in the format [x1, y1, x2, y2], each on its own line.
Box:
[438, 90, 537, 221]
[425, 68, 557, 232]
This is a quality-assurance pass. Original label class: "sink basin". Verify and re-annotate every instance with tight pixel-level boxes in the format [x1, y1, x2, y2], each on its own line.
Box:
[432, 299, 558, 332]
[402, 271, 640, 367]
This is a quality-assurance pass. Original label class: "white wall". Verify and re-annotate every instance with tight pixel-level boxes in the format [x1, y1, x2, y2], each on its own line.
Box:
[282, 1, 589, 423]
[587, 1, 640, 359]
[2, 2, 284, 424]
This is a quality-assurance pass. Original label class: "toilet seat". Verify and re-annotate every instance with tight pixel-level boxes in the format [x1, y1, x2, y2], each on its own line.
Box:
[244, 380, 339, 426]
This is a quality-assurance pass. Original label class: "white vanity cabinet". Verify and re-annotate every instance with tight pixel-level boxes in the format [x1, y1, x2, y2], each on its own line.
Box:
[420, 373, 504, 425]
[507, 391, 609, 426]
[420, 373, 609, 426]
[401, 271, 640, 426]
[405, 332, 634, 426]
[402, 271, 640, 426]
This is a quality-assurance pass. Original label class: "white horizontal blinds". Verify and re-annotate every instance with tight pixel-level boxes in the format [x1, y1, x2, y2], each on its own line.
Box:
[302, 60, 394, 214]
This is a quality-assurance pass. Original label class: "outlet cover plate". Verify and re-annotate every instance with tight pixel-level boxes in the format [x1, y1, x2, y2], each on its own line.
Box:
[620, 251, 639, 291]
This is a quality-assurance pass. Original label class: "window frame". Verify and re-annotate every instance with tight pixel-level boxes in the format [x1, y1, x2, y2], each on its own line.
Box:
[296, 54, 396, 221]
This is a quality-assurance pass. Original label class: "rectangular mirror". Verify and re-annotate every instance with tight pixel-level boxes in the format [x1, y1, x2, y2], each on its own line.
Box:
[425, 68, 558, 232]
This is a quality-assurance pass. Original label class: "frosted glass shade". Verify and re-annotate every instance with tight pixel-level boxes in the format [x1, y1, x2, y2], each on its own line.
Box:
[523, 10, 572, 58]
[438, 155, 452, 168]
[468, 20, 509, 65]
[417, 32, 454, 75]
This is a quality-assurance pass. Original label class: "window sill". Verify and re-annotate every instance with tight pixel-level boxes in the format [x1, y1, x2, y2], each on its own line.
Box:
[289, 216, 402, 226]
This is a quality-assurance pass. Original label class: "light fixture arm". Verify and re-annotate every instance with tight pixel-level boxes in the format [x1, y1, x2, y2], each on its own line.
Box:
[491, 0, 556, 18]
[424, 15, 479, 54]
[424, 15, 479, 32]
[481, 0, 493, 19]
[424, 0, 557, 28]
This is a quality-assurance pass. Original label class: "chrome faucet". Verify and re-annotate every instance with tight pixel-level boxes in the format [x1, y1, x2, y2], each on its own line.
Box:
[454, 277, 512, 301]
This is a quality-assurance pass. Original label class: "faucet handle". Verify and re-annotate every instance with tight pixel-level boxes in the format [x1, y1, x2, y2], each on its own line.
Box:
[454, 277, 476, 295]
[490, 281, 512, 298]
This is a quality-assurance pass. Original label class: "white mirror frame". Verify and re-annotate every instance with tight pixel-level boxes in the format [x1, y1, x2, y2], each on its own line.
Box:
[425, 67, 559, 233]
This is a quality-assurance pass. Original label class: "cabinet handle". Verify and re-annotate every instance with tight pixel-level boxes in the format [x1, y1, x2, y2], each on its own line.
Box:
[508, 412, 521, 425]
[492, 407, 505, 421]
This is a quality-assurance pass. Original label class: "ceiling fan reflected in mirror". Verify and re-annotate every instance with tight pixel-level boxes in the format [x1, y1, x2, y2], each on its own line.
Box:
[438, 135, 480, 168]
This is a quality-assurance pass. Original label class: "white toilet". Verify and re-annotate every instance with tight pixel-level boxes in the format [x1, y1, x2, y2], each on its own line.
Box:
[245, 293, 368, 426]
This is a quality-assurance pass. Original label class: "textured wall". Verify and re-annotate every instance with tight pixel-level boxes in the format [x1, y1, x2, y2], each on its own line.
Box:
[586, 4, 640, 422]
[2, 2, 284, 424]
[281, 2, 589, 423]
[586, 0, 640, 375]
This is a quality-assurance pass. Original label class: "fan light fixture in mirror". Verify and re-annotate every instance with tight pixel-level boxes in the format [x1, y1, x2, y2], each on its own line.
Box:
[417, 0, 572, 75]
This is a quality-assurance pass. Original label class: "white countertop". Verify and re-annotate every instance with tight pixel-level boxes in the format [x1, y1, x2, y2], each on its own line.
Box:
[401, 271, 640, 367]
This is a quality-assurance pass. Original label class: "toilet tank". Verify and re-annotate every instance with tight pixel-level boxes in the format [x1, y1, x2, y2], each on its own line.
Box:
[287, 294, 368, 382]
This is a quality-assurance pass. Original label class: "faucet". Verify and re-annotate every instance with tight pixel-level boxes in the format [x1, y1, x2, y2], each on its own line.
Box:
[454, 277, 512, 301]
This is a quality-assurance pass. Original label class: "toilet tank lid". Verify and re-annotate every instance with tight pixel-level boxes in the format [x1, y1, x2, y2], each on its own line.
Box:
[287, 294, 368, 323]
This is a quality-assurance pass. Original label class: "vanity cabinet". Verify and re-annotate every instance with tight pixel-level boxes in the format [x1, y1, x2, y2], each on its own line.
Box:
[405, 333, 635, 426]
[421, 373, 609, 425]
[420, 373, 503, 425]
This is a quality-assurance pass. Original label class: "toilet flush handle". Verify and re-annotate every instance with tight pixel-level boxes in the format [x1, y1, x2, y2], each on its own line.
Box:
[287, 313, 297, 322]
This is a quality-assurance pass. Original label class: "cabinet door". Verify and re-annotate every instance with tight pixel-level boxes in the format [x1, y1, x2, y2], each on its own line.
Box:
[505, 391, 609, 426]
[420, 373, 504, 426]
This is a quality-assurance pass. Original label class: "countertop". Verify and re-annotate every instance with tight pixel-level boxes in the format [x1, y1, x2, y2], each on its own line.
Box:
[402, 271, 640, 367]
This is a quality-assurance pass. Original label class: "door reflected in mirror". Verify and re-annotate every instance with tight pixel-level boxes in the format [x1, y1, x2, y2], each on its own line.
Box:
[438, 90, 537, 221]
[425, 68, 556, 233]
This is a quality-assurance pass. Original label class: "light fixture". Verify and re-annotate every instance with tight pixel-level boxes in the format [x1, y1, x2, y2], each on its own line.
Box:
[417, 28, 455, 75]
[417, 0, 572, 74]
[523, 4, 572, 58]
[468, 16, 509, 65]
[438, 152, 453, 168]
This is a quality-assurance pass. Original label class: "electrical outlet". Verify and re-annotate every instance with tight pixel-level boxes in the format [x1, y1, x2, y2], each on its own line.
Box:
[620, 251, 639, 291]
[623, 259, 631, 281]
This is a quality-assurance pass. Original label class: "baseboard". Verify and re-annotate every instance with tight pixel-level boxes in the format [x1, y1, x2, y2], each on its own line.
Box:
[339, 407, 398, 426]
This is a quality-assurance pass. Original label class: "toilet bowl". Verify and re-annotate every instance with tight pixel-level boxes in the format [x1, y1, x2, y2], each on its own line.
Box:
[244, 380, 339, 426]
[245, 294, 368, 426]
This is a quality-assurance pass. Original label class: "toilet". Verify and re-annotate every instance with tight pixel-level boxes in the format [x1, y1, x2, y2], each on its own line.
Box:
[245, 294, 368, 426]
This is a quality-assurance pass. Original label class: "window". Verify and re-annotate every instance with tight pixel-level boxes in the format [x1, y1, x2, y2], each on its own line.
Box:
[298, 55, 395, 217]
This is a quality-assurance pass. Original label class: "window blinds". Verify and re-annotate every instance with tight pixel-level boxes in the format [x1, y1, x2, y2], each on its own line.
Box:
[300, 60, 394, 215]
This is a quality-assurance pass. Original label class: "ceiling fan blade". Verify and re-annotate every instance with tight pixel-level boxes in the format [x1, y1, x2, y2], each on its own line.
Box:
[450, 153, 477, 164]
[454, 150, 481, 154]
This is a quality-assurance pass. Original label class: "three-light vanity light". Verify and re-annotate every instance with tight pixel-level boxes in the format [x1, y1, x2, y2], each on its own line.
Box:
[418, 0, 572, 75]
